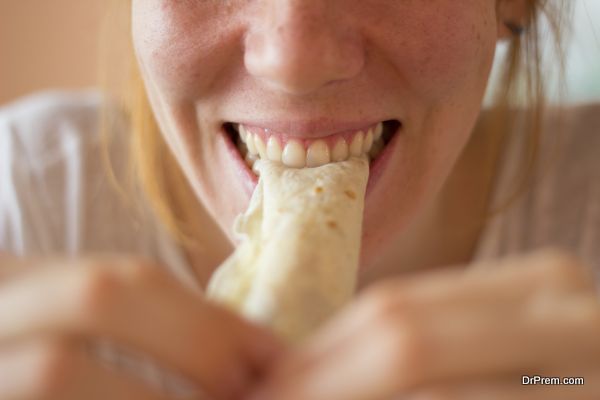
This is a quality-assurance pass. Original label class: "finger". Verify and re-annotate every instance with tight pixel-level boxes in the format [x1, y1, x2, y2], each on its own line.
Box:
[361, 249, 596, 335]
[0, 337, 175, 400]
[372, 248, 596, 320]
[288, 248, 598, 372]
[407, 373, 597, 400]
[249, 274, 600, 399]
[255, 293, 600, 400]
[0, 258, 285, 399]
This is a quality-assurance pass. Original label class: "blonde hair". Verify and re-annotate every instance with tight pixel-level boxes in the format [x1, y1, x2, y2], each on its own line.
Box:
[99, 0, 572, 253]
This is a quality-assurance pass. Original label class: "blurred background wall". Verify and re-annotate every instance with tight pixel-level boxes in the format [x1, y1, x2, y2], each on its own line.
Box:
[560, 0, 600, 103]
[0, 0, 105, 104]
[0, 0, 598, 106]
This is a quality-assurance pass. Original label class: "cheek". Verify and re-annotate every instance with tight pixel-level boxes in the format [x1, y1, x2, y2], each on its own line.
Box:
[132, 0, 242, 100]
[372, 0, 497, 102]
[364, 2, 498, 235]
[383, 1, 497, 176]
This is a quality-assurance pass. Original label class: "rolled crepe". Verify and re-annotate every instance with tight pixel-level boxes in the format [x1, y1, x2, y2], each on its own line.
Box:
[207, 157, 369, 343]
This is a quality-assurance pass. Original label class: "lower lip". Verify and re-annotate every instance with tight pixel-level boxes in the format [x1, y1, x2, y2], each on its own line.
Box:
[220, 124, 400, 198]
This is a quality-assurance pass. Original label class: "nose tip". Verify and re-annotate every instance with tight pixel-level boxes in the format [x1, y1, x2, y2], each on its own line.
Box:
[243, 7, 364, 95]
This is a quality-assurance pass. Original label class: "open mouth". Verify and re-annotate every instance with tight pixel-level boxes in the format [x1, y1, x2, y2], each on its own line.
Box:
[223, 120, 401, 175]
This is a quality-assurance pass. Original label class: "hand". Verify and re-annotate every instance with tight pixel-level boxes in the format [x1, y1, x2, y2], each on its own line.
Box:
[0, 254, 285, 400]
[246, 248, 600, 400]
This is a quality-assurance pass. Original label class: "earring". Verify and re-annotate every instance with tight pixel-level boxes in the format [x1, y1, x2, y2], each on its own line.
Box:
[504, 20, 526, 36]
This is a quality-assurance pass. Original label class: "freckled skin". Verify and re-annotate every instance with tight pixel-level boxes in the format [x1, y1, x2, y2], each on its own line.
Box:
[131, 0, 501, 270]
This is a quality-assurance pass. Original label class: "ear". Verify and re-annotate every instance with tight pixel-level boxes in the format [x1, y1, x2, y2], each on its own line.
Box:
[496, 0, 529, 40]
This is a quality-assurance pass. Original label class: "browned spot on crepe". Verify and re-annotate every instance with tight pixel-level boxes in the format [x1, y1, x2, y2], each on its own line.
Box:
[315, 186, 324, 194]
[344, 190, 356, 199]
[327, 220, 338, 229]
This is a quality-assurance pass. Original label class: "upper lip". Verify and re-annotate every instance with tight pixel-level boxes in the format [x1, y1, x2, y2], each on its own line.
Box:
[231, 118, 391, 138]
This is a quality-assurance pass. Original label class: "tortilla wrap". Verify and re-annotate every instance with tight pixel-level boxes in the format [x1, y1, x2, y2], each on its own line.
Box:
[207, 157, 369, 343]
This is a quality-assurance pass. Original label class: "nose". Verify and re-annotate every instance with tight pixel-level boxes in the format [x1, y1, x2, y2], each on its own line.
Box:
[244, 0, 365, 96]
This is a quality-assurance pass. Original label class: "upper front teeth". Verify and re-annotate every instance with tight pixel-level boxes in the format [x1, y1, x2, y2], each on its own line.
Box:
[331, 139, 349, 162]
[266, 136, 282, 162]
[349, 131, 364, 157]
[237, 122, 384, 169]
[282, 140, 306, 168]
[306, 140, 330, 167]
[254, 135, 267, 159]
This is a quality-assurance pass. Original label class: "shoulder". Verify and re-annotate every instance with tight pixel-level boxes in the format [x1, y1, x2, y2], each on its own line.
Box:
[476, 102, 600, 273]
[536, 103, 600, 200]
[542, 102, 600, 164]
[558, 102, 600, 130]
[0, 90, 101, 122]
[0, 90, 129, 255]
[0, 91, 196, 285]
[0, 90, 103, 165]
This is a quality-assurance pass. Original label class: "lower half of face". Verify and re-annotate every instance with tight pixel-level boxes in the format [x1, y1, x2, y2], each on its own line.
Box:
[132, 0, 499, 269]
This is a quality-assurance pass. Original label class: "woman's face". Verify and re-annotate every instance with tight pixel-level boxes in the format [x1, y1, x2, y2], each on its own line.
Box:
[132, 0, 503, 268]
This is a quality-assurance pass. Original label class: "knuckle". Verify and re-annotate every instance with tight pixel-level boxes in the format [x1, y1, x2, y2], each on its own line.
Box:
[371, 311, 429, 391]
[391, 325, 429, 389]
[534, 248, 592, 291]
[29, 341, 80, 397]
[546, 260, 576, 285]
[74, 257, 161, 318]
[359, 285, 430, 390]
[76, 266, 124, 317]
[572, 297, 600, 329]
[120, 256, 162, 285]
[360, 285, 402, 321]
[534, 247, 579, 272]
